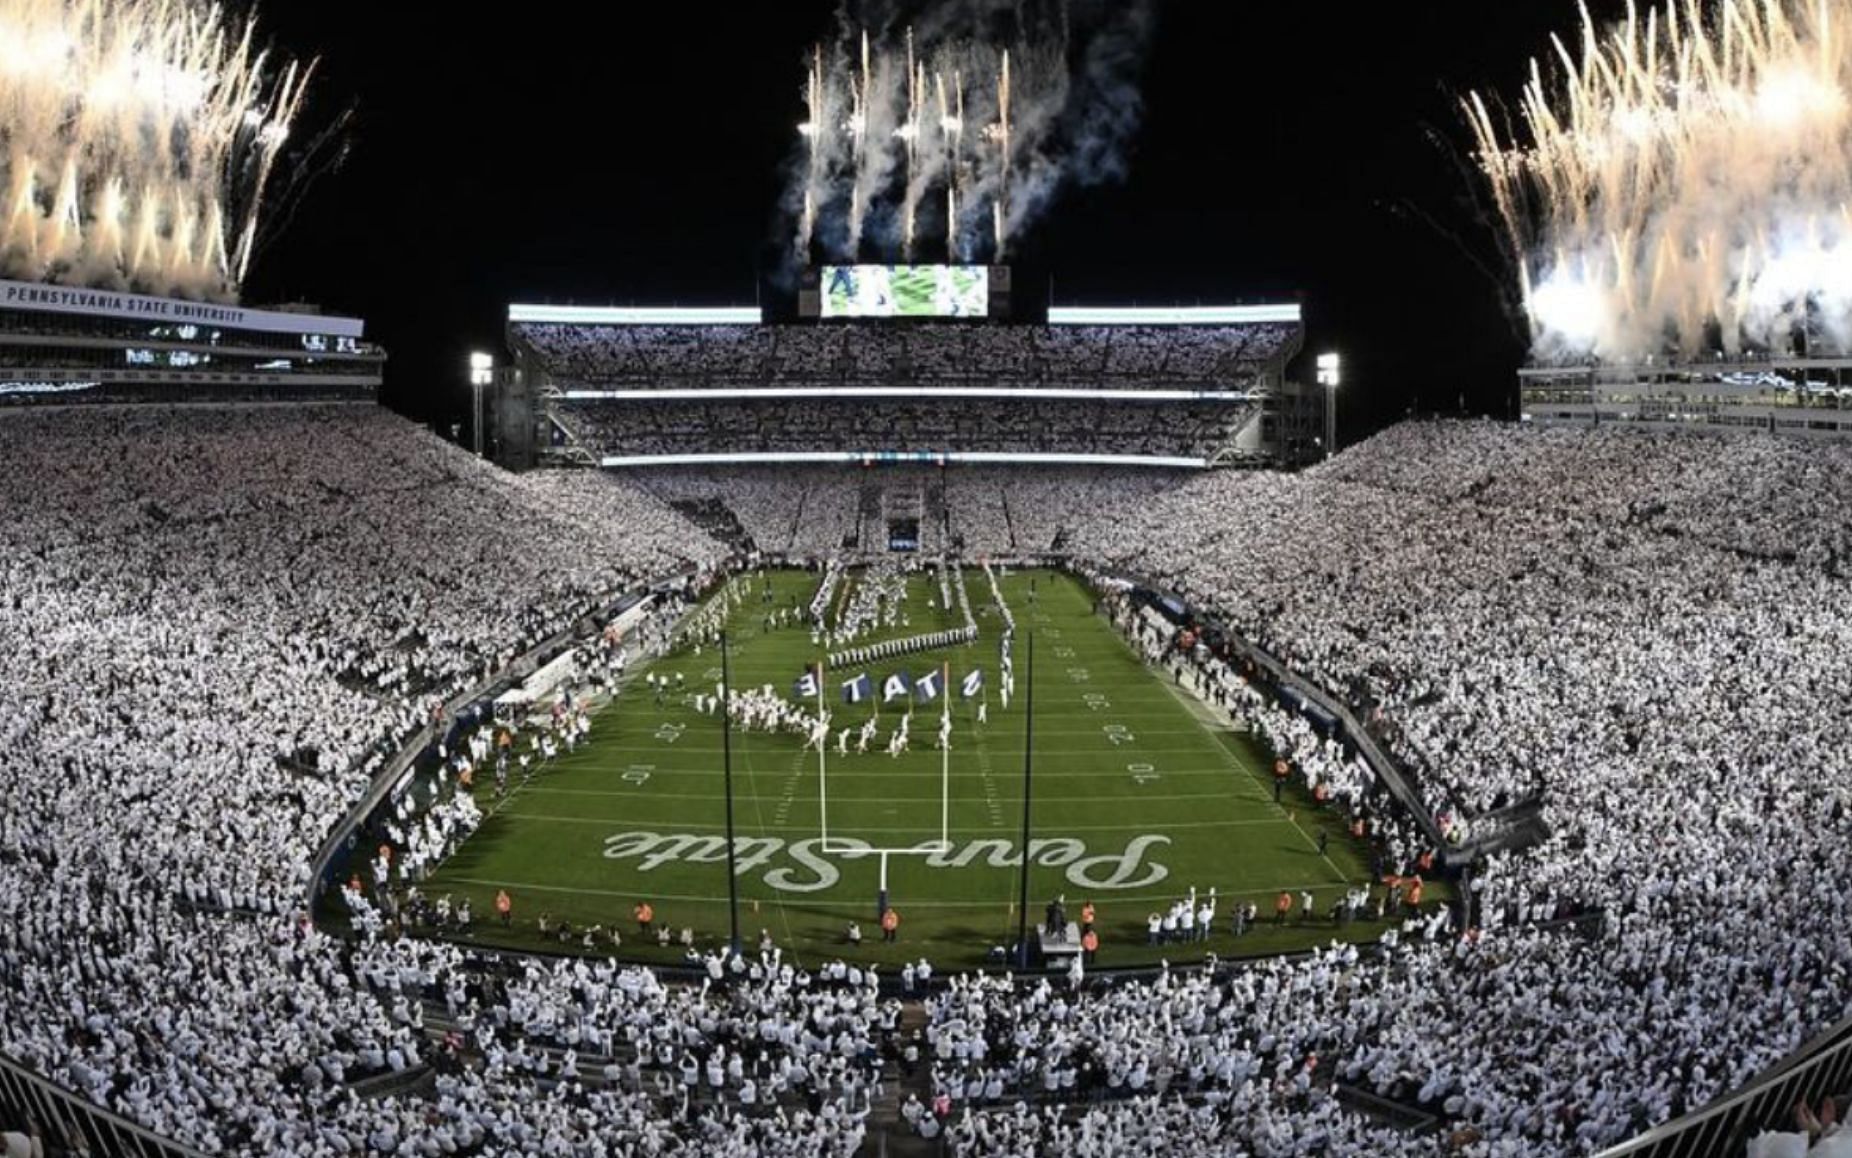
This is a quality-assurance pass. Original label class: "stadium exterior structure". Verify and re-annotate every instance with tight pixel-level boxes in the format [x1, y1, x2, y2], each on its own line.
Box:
[1520, 356, 1852, 439]
[0, 276, 383, 407]
[493, 302, 1323, 471]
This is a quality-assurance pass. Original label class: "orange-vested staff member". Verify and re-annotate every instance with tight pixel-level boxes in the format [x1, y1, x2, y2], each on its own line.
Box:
[635, 901, 654, 934]
[1274, 890, 1293, 926]
[881, 907, 900, 943]
[495, 889, 512, 926]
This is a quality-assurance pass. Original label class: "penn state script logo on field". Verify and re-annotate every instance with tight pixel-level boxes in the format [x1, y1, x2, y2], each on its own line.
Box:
[602, 831, 1171, 893]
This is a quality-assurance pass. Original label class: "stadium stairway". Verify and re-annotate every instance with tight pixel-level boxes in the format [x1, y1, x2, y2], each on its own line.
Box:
[855, 484, 883, 549]
[1444, 797, 1550, 867]
[350, 1063, 436, 1103]
[1331, 1082, 1443, 1136]
[924, 480, 947, 555]
[410, 990, 936, 1151]
[866, 1001, 941, 1158]
[785, 484, 811, 554]
[667, 499, 754, 555]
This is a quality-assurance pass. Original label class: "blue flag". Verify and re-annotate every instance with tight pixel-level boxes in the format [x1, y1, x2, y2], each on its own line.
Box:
[914, 669, 942, 704]
[961, 669, 984, 699]
[842, 673, 873, 704]
[793, 667, 820, 700]
[882, 672, 912, 703]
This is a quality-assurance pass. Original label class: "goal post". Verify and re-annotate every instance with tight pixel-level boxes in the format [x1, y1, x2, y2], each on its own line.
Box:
[814, 660, 955, 919]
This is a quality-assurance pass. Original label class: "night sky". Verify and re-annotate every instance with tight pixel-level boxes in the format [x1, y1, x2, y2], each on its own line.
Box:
[236, 2, 1612, 446]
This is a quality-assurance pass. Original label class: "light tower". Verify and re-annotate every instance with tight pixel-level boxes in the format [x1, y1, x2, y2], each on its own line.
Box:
[1316, 353, 1342, 461]
[469, 352, 495, 458]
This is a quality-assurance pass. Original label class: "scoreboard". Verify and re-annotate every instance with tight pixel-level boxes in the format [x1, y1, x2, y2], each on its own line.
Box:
[800, 265, 1012, 320]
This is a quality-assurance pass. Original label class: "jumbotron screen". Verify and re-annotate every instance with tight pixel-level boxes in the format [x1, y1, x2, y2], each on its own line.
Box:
[821, 265, 989, 319]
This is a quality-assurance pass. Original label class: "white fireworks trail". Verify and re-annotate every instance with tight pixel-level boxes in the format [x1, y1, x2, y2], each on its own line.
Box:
[0, 0, 311, 301]
[1468, 0, 1852, 360]
[789, 2, 1154, 266]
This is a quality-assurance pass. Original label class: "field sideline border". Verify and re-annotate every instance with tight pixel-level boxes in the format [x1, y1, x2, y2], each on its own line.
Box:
[324, 558, 1455, 975]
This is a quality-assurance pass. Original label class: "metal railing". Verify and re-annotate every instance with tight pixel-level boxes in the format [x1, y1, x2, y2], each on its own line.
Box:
[1090, 565, 1450, 852]
[0, 1053, 206, 1158]
[305, 581, 671, 912]
[1593, 1013, 1852, 1158]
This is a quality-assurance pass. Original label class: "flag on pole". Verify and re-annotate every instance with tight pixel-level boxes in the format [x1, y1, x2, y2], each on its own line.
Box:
[960, 669, 984, 699]
[842, 673, 873, 704]
[793, 666, 821, 700]
[915, 669, 942, 704]
[882, 672, 912, 703]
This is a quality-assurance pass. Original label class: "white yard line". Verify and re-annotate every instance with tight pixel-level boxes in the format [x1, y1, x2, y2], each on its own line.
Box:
[1174, 678, 1353, 884]
[448, 876, 1351, 909]
[499, 813, 1293, 832]
[520, 786, 1262, 804]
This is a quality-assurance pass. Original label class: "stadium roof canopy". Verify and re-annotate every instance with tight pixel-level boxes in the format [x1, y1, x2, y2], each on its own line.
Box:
[507, 305, 762, 326]
[1046, 305, 1301, 326]
[507, 303, 1304, 328]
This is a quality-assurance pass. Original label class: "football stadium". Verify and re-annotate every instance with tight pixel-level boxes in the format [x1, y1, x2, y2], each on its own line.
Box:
[6, 1, 1852, 1157]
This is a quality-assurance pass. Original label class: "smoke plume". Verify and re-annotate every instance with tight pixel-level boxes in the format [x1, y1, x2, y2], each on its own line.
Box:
[784, 0, 1156, 271]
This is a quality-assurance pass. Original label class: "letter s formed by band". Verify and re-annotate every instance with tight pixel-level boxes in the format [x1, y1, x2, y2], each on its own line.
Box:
[763, 838, 844, 893]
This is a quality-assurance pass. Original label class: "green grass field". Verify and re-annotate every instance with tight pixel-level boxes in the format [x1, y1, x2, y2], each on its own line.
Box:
[424, 568, 1416, 969]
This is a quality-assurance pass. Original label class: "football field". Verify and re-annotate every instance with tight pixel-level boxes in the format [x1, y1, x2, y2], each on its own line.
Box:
[426, 568, 1398, 969]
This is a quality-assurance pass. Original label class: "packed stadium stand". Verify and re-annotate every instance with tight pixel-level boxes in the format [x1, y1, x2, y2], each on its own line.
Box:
[6, 384, 1852, 1156]
[511, 321, 1299, 389]
[500, 307, 1319, 470]
[554, 396, 1251, 461]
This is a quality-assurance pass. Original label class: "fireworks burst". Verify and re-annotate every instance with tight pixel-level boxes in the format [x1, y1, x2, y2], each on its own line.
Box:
[0, 0, 312, 301]
[790, 1, 1153, 267]
[1468, 0, 1852, 361]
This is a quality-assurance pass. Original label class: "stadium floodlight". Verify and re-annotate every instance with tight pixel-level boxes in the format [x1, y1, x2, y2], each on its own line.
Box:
[1316, 353, 1341, 461]
[469, 352, 495, 457]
